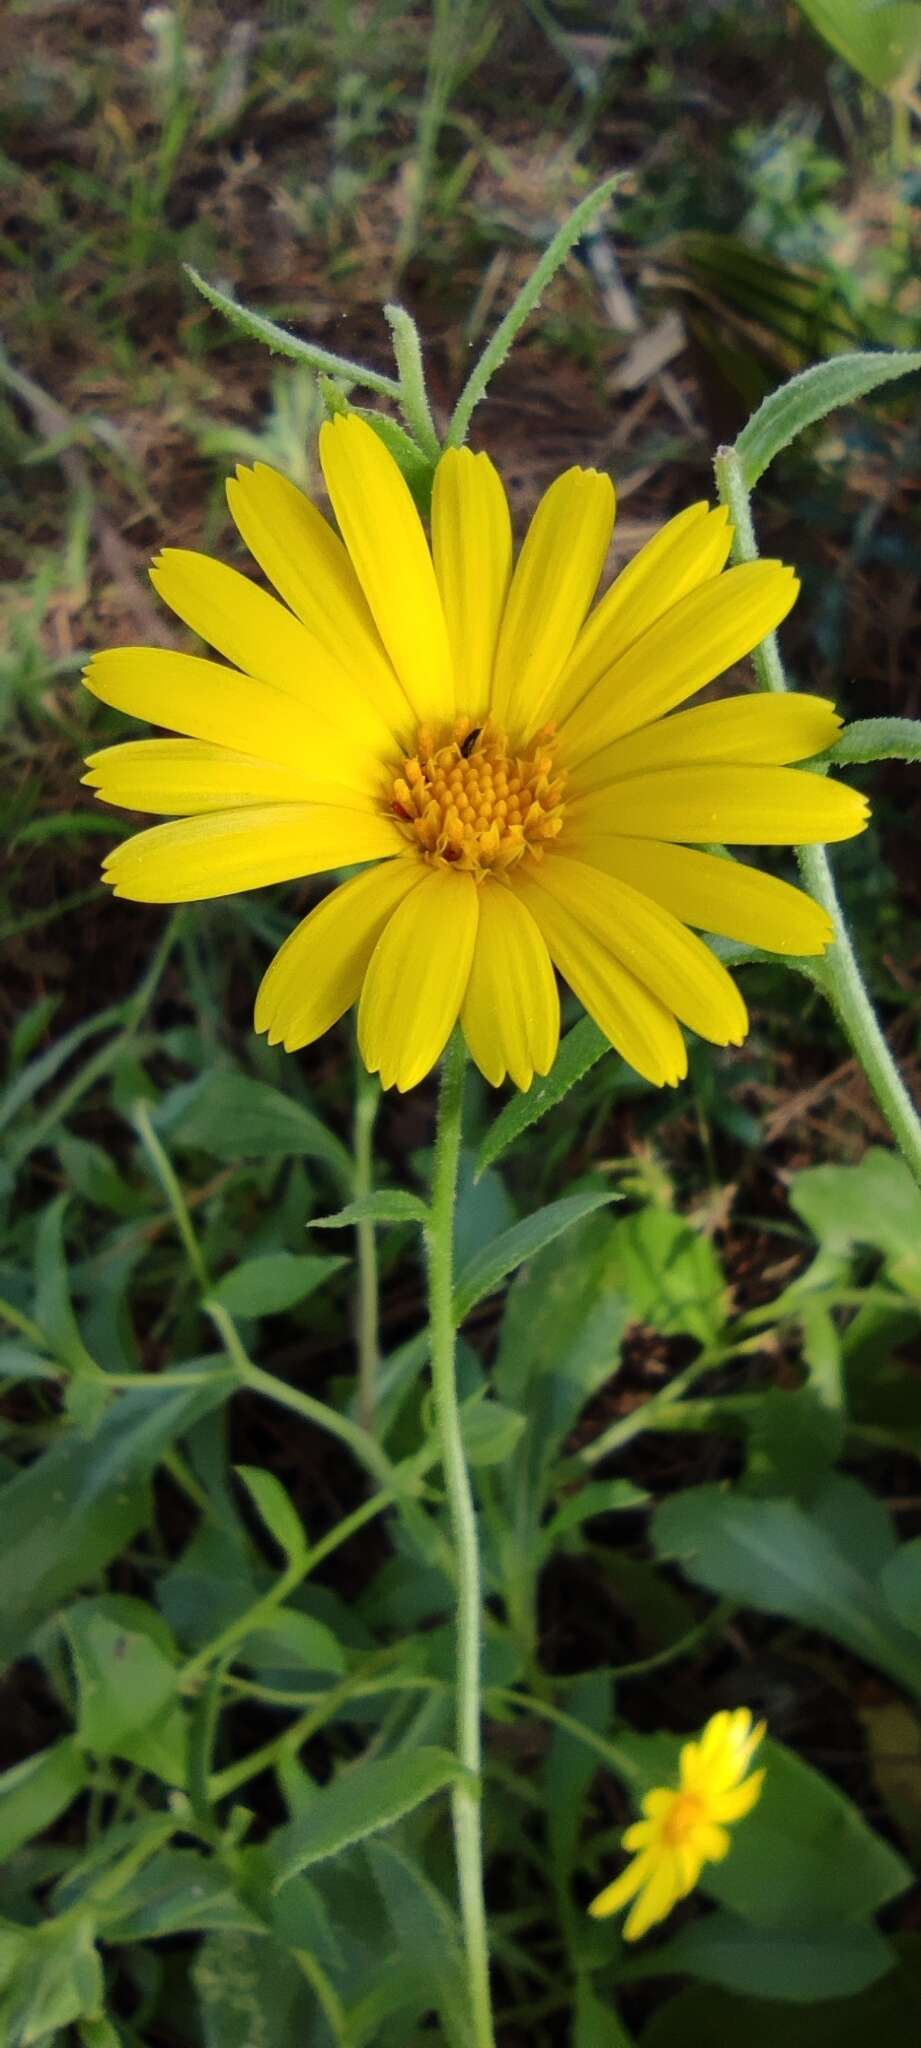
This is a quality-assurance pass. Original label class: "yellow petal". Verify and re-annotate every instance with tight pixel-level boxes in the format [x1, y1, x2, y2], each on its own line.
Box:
[559, 561, 799, 767]
[711, 1770, 765, 1824]
[149, 548, 398, 761]
[694, 1824, 732, 1863]
[358, 868, 478, 1090]
[102, 805, 403, 903]
[226, 461, 413, 740]
[491, 467, 615, 732]
[531, 856, 747, 1047]
[588, 1851, 654, 1920]
[432, 448, 513, 722]
[622, 1821, 654, 1852]
[83, 739, 351, 813]
[515, 866, 687, 1088]
[566, 835, 833, 957]
[685, 1712, 731, 1777]
[320, 414, 454, 726]
[569, 763, 869, 845]
[461, 880, 559, 1089]
[255, 858, 423, 1050]
[83, 648, 379, 799]
[569, 691, 843, 798]
[550, 502, 733, 727]
[623, 1855, 683, 1941]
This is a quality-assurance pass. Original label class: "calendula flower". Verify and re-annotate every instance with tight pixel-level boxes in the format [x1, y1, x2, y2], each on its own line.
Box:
[589, 1708, 766, 1941]
[83, 417, 867, 1091]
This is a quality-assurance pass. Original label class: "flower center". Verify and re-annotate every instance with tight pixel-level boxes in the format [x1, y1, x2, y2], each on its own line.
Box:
[661, 1792, 706, 1847]
[389, 718, 566, 877]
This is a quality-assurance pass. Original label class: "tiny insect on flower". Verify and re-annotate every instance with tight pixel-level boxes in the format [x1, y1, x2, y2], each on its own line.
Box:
[83, 416, 868, 1092]
[588, 1707, 767, 1941]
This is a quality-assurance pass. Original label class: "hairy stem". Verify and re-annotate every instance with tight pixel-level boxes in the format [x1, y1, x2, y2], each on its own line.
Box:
[385, 303, 442, 461]
[425, 1033, 495, 2048]
[714, 443, 921, 1186]
[353, 1064, 382, 1433]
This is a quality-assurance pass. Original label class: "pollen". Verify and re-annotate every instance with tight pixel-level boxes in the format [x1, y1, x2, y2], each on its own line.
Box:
[389, 717, 566, 877]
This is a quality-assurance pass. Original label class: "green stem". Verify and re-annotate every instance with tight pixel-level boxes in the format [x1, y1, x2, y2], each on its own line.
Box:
[445, 173, 621, 448]
[579, 1338, 760, 1464]
[425, 1034, 495, 2048]
[205, 1299, 393, 1488]
[385, 303, 442, 462]
[353, 1063, 381, 1433]
[133, 1098, 210, 1293]
[714, 443, 921, 1186]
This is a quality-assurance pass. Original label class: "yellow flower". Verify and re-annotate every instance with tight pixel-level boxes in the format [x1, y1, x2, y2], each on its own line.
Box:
[83, 417, 867, 1092]
[588, 1708, 766, 1941]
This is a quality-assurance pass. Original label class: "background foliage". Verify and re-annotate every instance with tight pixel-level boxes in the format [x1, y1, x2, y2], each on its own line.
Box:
[2, 2, 920, 2042]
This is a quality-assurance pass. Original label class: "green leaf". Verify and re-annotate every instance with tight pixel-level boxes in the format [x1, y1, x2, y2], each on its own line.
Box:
[102, 1849, 263, 1941]
[350, 406, 436, 514]
[79, 2017, 123, 2048]
[271, 1747, 468, 1888]
[0, 1739, 88, 1863]
[643, 1939, 921, 2048]
[32, 1197, 97, 1375]
[545, 1672, 614, 1890]
[0, 1007, 119, 1138]
[454, 1189, 615, 1323]
[234, 1466, 307, 1565]
[574, 1980, 636, 2045]
[540, 1479, 649, 1553]
[0, 1910, 104, 2045]
[645, 1911, 894, 2001]
[460, 1395, 527, 1466]
[211, 1251, 345, 1317]
[615, 1726, 911, 1929]
[495, 1212, 631, 1494]
[312, 1190, 427, 1228]
[823, 716, 921, 765]
[0, 1340, 58, 1383]
[0, 1375, 231, 1659]
[193, 1931, 313, 2048]
[64, 1597, 186, 1786]
[881, 1538, 921, 1639]
[653, 1478, 921, 1696]
[166, 1071, 352, 1184]
[790, 1147, 921, 1296]
[184, 266, 401, 395]
[733, 349, 921, 486]
[793, 0, 921, 90]
[475, 1015, 609, 1177]
[609, 1206, 728, 1343]
[242, 1607, 346, 1680]
[366, 1841, 472, 2048]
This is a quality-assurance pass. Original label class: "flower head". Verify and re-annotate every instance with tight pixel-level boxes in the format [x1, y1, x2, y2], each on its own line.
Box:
[589, 1708, 766, 1941]
[83, 417, 867, 1091]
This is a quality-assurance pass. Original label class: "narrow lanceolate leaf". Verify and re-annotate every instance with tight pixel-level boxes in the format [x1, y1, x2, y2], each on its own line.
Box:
[184, 267, 400, 396]
[0, 1740, 88, 1862]
[734, 349, 921, 486]
[475, 1015, 610, 1178]
[271, 1748, 468, 1889]
[234, 1466, 307, 1565]
[822, 717, 921, 766]
[312, 1190, 428, 1229]
[453, 1188, 616, 1323]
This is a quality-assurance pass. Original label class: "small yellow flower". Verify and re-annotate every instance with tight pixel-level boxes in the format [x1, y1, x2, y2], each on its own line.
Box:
[83, 416, 867, 1092]
[589, 1708, 766, 1941]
